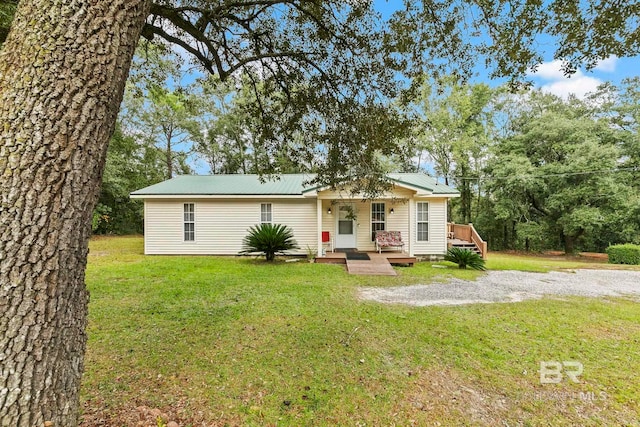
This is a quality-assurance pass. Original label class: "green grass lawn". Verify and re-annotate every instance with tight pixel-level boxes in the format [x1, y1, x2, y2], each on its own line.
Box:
[81, 237, 640, 426]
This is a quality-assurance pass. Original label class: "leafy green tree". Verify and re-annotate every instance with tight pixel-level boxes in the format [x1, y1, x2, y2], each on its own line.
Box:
[93, 125, 166, 234]
[589, 78, 640, 246]
[408, 77, 495, 223]
[487, 91, 632, 253]
[193, 75, 317, 175]
[126, 85, 198, 179]
[590, 78, 640, 188]
[389, 0, 640, 84]
[0, 0, 16, 47]
[195, 76, 251, 174]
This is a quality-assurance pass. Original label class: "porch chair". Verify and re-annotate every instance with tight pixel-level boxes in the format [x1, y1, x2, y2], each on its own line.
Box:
[322, 231, 334, 254]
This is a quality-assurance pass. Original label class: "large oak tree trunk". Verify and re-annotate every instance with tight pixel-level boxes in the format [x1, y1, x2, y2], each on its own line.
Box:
[0, 1, 151, 425]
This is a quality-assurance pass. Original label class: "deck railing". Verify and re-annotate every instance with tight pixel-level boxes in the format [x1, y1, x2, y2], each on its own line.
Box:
[448, 223, 488, 259]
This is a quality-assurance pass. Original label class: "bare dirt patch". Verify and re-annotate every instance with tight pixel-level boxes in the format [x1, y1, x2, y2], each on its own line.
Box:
[395, 366, 636, 426]
[80, 399, 217, 427]
[395, 366, 516, 425]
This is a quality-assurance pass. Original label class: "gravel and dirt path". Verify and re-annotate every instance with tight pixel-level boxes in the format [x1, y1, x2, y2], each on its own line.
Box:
[359, 269, 640, 306]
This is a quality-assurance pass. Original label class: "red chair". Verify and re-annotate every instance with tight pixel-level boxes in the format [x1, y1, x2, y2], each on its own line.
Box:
[321, 231, 334, 253]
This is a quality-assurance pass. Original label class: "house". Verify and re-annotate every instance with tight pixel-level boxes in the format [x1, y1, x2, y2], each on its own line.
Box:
[130, 173, 484, 259]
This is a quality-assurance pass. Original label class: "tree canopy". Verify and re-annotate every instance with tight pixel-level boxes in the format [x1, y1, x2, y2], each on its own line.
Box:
[3, 0, 637, 190]
[486, 91, 633, 253]
[396, 78, 640, 254]
[117, 0, 640, 194]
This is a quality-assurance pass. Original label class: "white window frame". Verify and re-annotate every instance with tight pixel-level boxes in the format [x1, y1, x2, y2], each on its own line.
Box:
[371, 202, 386, 241]
[416, 202, 429, 242]
[260, 203, 273, 224]
[183, 203, 195, 242]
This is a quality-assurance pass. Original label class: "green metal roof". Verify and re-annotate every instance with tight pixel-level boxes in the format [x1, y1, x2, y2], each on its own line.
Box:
[130, 174, 313, 196]
[130, 173, 459, 196]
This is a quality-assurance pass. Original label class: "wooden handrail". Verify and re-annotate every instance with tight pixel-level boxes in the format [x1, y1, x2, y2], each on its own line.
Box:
[448, 222, 488, 259]
[469, 223, 488, 260]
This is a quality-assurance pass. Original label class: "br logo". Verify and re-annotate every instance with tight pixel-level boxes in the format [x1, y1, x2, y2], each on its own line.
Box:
[539, 361, 583, 384]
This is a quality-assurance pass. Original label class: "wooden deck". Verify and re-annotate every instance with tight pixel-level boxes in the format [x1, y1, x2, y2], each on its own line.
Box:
[315, 251, 416, 275]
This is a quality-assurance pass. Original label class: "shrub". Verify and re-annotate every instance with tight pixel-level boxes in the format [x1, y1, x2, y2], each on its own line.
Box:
[606, 244, 640, 265]
[240, 223, 299, 261]
[444, 247, 486, 270]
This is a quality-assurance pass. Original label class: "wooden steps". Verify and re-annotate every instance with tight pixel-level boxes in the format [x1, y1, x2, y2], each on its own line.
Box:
[447, 223, 488, 259]
[449, 239, 482, 255]
[314, 257, 346, 264]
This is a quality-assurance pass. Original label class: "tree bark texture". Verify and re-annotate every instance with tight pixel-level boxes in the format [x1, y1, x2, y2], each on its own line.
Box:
[0, 1, 151, 425]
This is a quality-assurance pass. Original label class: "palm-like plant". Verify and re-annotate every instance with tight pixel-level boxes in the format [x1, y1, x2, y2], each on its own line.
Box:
[444, 247, 486, 270]
[240, 223, 299, 261]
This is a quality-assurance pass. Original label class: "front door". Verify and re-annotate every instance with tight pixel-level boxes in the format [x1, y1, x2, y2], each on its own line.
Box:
[335, 204, 357, 249]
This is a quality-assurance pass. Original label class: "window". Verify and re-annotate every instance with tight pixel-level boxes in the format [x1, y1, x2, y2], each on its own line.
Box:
[261, 203, 272, 224]
[183, 203, 195, 242]
[371, 202, 385, 241]
[416, 202, 429, 241]
[338, 205, 354, 235]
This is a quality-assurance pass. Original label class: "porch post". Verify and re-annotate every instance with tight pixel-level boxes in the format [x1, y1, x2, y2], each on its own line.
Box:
[408, 198, 414, 256]
[317, 198, 323, 257]
[444, 199, 449, 255]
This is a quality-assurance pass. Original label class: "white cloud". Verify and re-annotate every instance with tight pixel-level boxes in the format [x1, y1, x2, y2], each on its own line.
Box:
[528, 60, 603, 99]
[530, 60, 569, 80]
[594, 55, 618, 73]
[540, 75, 602, 99]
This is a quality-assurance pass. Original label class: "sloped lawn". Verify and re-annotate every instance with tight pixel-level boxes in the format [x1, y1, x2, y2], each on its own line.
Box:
[81, 237, 640, 426]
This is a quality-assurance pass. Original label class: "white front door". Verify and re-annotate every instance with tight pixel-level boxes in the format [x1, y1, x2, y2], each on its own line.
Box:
[335, 204, 357, 249]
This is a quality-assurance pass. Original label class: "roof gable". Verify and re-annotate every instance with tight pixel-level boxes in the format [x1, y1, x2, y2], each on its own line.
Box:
[387, 173, 458, 195]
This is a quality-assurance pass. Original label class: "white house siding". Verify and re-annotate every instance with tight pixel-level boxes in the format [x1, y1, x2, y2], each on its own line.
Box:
[143, 192, 449, 256]
[144, 198, 317, 255]
[320, 199, 333, 234]
[411, 197, 448, 256]
[355, 200, 410, 252]
[356, 202, 373, 251]
[385, 199, 410, 251]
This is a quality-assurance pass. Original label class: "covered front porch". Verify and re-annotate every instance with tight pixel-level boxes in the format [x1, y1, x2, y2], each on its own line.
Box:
[311, 192, 450, 258]
[313, 196, 414, 256]
[304, 174, 468, 260]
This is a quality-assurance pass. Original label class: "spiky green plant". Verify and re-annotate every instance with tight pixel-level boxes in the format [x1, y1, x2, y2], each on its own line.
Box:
[444, 247, 486, 270]
[240, 223, 299, 261]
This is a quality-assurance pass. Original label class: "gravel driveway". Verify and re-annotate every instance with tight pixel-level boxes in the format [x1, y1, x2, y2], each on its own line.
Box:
[359, 269, 640, 306]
